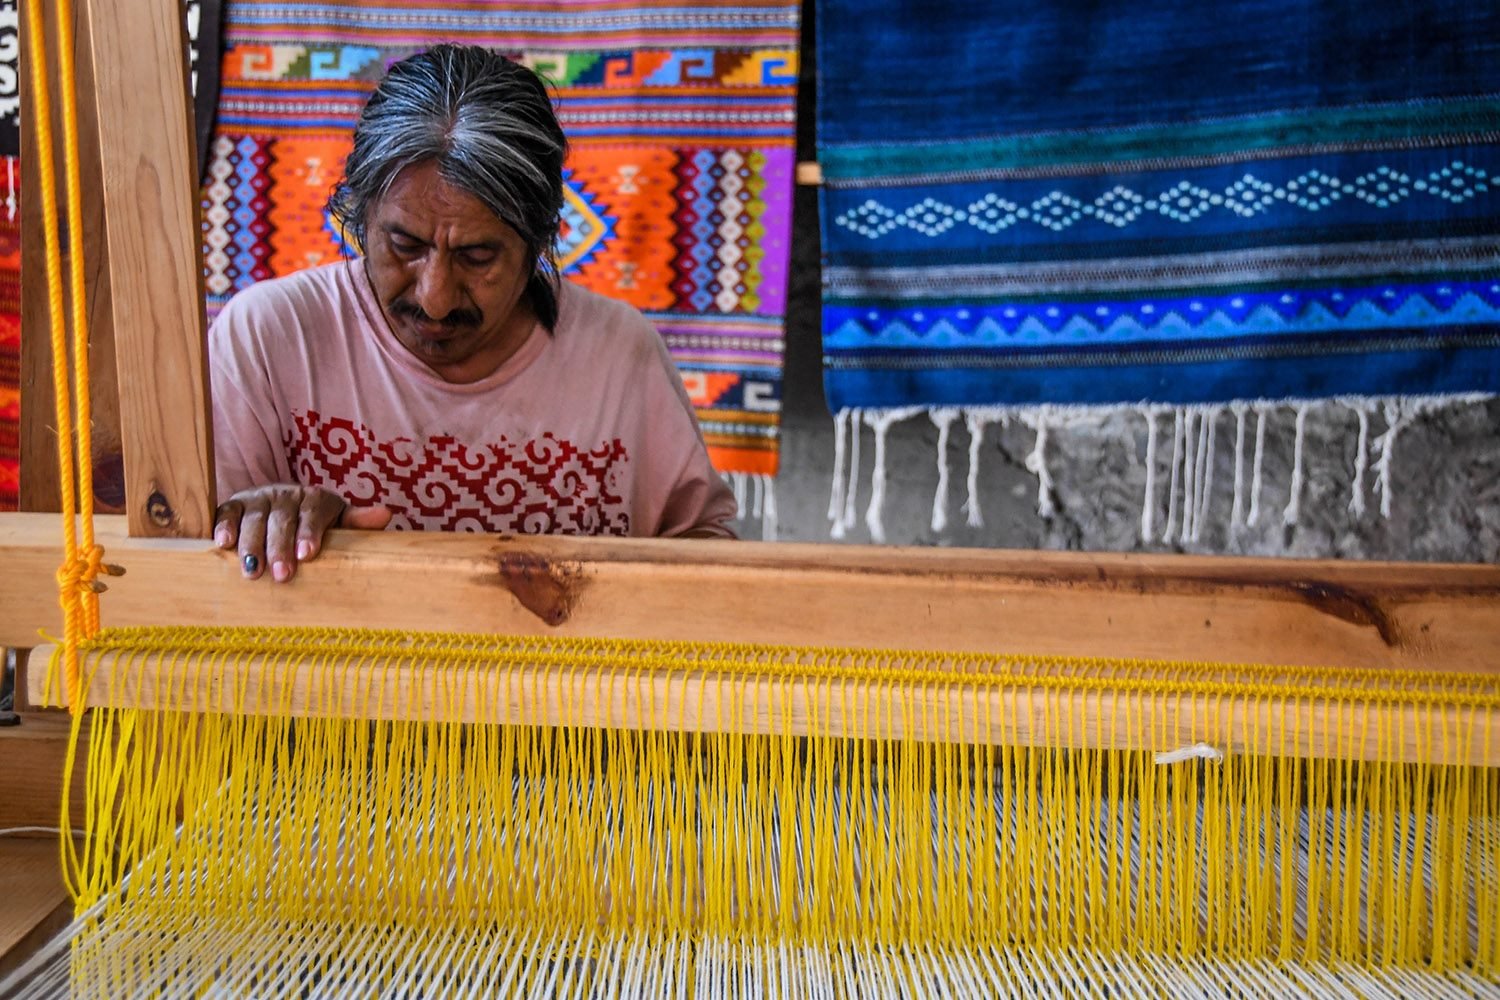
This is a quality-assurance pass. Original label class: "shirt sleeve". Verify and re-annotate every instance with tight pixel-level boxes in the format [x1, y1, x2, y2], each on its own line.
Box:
[636, 318, 740, 539]
[208, 297, 293, 503]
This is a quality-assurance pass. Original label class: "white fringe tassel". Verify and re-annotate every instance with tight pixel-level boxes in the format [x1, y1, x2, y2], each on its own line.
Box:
[1139, 407, 1162, 542]
[1230, 404, 1248, 529]
[1019, 408, 1056, 518]
[1348, 404, 1372, 517]
[929, 408, 960, 533]
[761, 476, 778, 542]
[1283, 405, 1310, 525]
[1247, 406, 1269, 528]
[864, 408, 923, 544]
[1163, 410, 1184, 543]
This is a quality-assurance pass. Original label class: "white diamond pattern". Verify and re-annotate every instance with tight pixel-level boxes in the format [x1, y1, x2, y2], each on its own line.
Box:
[833, 160, 1493, 238]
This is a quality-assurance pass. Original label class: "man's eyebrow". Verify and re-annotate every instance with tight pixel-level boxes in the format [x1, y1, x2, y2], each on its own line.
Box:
[452, 240, 503, 253]
[384, 224, 426, 244]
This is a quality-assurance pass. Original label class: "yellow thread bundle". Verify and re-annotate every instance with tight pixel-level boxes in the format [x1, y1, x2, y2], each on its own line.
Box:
[16, 626, 1498, 996]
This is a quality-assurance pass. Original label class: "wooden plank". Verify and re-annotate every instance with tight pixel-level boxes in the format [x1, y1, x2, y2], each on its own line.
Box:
[82, 0, 213, 538]
[0, 839, 71, 982]
[29, 642, 1497, 766]
[0, 708, 87, 832]
[2, 514, 1499, 672]
[17, 0, 122, 516]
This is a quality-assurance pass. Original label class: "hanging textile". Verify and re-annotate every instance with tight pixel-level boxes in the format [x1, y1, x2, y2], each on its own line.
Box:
[202, 0, 799, 513]
[816, 0, 1500, 541]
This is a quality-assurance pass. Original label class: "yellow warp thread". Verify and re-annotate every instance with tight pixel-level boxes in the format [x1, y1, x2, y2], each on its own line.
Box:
[36, 625, 1500, 992]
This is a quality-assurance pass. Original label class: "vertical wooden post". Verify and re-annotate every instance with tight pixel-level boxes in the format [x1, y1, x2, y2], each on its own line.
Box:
[82, 0, 213, 538]
[17, 0, 122, 516]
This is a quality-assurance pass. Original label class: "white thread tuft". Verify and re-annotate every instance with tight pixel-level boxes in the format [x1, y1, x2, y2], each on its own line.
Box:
[1139, 407, 1161, 542]
[841, 408, 863, 533]
[1248, 406, 1268, 527]
[864, 408, 922, 544]
[1162, 409, 1184, 542]
[761, 475, 779, 542]
[1193, 409, 1218, 543]
[1349, 404, 1371, 517]
[731, 472, 748, 518]
[827, 408, 849, 526]
[1180, 411, 1199, 545]
[929, 408, 960, 534]
[1020, 408, 1056, 518]
[1371, 400, 1406, 519]
[962, 411, 991, 528]
[1283, 404, 1309, 525]
[751, 472, 765, 520]
[1153, 742, 1224, 765]
[1230, 404, 1248, 528]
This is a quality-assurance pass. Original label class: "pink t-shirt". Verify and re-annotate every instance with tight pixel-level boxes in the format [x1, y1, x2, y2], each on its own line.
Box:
[209, 260, 737, 538]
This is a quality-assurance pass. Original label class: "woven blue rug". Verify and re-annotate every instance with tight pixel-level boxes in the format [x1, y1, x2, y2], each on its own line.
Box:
[817, 0, 1500, 411]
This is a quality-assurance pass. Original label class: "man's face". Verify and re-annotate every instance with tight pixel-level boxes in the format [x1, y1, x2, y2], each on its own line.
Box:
[364, 160, 536, 384]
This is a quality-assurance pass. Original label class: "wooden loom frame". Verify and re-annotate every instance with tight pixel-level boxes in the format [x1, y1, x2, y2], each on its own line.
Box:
[2, 0, 1500, 745]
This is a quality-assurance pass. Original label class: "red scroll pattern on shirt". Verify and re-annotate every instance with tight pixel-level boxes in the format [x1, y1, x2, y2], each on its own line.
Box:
[284, 410, 631, 535]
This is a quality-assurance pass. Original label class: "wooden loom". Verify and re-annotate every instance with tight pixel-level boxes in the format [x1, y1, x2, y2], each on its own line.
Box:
[2, 0, 1500, 995]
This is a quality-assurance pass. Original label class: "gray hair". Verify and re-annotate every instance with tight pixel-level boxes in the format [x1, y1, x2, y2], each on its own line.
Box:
[328, 45, 569, 329]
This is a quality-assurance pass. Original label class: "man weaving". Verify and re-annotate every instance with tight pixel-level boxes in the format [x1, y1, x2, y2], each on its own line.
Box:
[209, 45, 737, 583]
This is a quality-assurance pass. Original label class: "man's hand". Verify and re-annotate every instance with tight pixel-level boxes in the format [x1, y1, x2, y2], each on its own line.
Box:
[213, 484, 393, 583]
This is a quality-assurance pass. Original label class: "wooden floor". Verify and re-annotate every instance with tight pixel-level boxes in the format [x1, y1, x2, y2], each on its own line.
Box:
[0, 708, 84, 979]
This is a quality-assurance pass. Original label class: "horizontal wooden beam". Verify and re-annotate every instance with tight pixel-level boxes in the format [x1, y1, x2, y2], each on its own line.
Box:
[27, 642, 1496, 766]
[4, 514, 1500, 674]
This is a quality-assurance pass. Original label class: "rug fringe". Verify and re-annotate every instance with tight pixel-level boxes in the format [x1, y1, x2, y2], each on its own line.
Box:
[725, 472, 780, 542]
[823, 395, 1490, 545]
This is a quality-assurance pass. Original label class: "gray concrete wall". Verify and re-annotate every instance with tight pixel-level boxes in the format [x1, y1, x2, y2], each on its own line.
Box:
[735, 23, 1499, 562]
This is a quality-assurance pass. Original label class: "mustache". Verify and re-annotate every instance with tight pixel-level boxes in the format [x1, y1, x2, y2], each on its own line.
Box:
[391, 300, 482, 329]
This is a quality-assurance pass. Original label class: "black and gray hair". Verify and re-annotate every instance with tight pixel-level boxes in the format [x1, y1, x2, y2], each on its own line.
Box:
[328, 45, 569, 329]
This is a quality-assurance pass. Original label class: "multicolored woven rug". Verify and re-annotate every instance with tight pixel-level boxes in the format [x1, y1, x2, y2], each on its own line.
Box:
[204, 0, 800, 511]
[817, 0, 1500, 540]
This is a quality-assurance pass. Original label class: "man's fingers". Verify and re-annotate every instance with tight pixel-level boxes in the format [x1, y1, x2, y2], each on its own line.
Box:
[236, 497, 270, 580]
[264, 494, 301, 583]
[213, 500, 244, 549]
[339, 504, 394, 531]
[293, 490, 350, 564]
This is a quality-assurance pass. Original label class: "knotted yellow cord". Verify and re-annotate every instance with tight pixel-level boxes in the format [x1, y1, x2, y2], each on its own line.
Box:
[25, 0, 119, 913]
